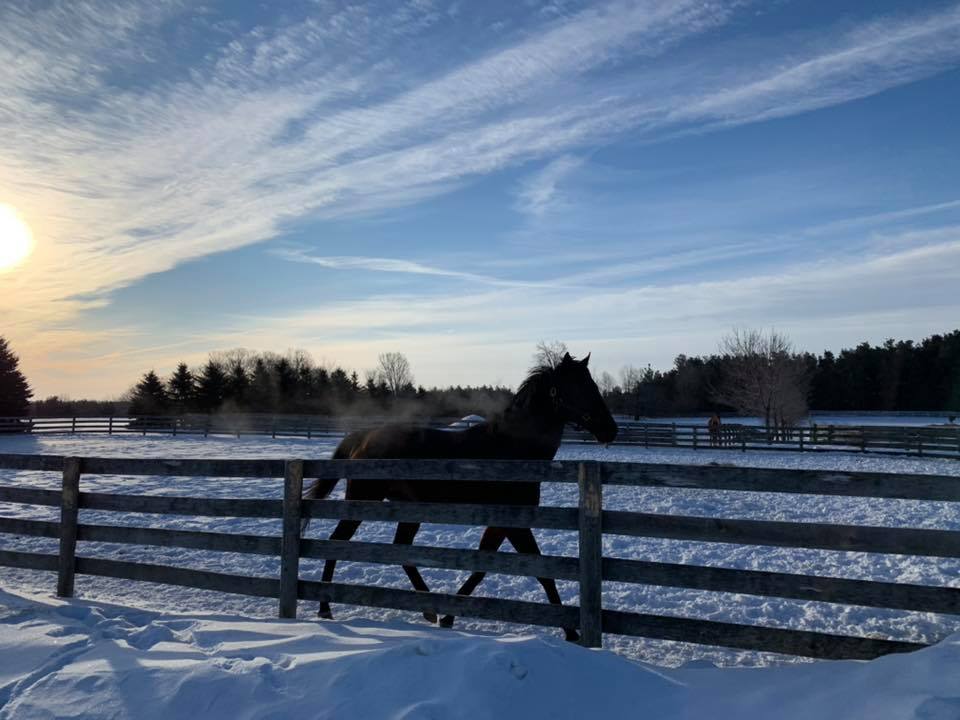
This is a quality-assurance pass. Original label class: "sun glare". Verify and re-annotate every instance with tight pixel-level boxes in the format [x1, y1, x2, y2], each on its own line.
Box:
[0, 204, 34, 272]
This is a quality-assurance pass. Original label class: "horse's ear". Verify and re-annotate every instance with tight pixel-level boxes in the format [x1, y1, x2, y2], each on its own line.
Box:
[581, 352, 591, 367]
[562, 352, 573, 364]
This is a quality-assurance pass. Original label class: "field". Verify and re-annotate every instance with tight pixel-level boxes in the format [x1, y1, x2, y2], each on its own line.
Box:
[2, 433, 958, 669]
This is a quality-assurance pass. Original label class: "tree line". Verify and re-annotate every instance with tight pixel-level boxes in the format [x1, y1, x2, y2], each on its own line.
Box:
[125, 348, 511, 420]
[4, 329, 958, 422]
[600, 329, 960, 421]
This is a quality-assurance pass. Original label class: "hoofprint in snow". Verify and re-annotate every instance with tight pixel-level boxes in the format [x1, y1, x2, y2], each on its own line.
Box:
[2, 587, 959, 720]
[1, 433, 959, 670]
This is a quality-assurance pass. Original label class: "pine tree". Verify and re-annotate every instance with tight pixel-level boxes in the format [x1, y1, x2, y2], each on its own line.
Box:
[224, 361, 250, 408]
[195, 360, 227, 413]
[0, 337, 33, 416]
[274, 358, 297, 412]
[247, 358, 275, 412]
[167, 363, 197, 414]
[330, 368, 354, 404]
[129, 371, 169, 416]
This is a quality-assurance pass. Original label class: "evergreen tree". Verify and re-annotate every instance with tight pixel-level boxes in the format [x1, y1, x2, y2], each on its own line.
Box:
[195, 360, 227, 413]
[294, 364, 314, 409]
[330, 367, 354, 405]
[167, 363, 197, 414]
[224, 361, 250, 408]
[247, 358, 275, 412]
[0, 337, 33, 416]
[274, 357, 297, 412]
[129, 371, 169, 416]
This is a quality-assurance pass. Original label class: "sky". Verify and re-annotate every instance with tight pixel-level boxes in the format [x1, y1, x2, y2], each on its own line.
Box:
[1, 0, 960, 399]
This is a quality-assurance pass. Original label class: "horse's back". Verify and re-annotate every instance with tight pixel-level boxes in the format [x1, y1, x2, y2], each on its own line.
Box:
[333, 429, 370, 459]
[338, 422, 539, 505]
[342, 423, 481, 460]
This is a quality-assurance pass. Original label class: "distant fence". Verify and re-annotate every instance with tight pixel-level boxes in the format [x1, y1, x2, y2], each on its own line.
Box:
[3, 415, 959, 459]
[0, 415, 480, 438]
[1, 455, 958, 660]
[568, 422, 960, 459]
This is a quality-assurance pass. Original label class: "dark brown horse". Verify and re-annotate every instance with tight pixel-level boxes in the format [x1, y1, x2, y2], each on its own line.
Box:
[304, 352, 617, 641]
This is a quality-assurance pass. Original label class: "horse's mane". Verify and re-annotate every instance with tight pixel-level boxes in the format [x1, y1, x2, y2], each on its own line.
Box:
[507, 364, 556, 414]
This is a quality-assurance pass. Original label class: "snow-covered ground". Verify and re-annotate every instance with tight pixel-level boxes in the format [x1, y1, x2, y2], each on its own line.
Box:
[627, 413, 959, 427]
[1, 433, 959, 672]
[2, 587, 959, 720]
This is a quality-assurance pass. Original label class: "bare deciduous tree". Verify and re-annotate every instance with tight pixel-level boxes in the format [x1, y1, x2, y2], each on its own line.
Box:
[711, 328, 812, 437]
[533, 340, 569, 368]
[596, 370, 617, 396]
[376, 352, 414, 397]
[620, 365, 644, 420]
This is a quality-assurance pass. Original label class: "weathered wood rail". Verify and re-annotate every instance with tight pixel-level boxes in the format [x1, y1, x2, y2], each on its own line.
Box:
[0, 454, 958, 661]
[568, 422, 960, 458]
[5, 415, 958, 459]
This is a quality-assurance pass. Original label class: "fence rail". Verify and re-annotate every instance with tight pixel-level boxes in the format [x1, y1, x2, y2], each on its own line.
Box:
[0, 455, 958, 660]
[3, 414, 958, 459]
[567, 422, 960, 458]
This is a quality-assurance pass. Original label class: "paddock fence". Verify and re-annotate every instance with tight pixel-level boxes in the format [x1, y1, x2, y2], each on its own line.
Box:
[1, 455, 958, 660]
[3, 415, 959, 459]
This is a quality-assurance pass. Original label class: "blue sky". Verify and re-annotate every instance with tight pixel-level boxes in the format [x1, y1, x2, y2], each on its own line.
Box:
[1, 0, 959, 398]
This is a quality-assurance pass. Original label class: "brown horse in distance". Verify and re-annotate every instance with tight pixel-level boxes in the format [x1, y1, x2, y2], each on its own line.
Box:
[304, 352, 618, 641]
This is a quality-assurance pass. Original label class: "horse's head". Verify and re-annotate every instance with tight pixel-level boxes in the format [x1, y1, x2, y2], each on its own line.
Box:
[550, 352, 618, 444]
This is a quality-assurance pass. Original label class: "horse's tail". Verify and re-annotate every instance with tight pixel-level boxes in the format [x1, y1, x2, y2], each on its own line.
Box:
[300, 430, 365, 533]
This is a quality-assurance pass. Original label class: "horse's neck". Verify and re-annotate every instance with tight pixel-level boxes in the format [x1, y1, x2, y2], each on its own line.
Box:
[491, 397, 565, 458]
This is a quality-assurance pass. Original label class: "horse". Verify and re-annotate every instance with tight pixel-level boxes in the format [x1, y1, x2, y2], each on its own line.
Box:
[303, 352, 618, 641]
[708, 414, 721, 447]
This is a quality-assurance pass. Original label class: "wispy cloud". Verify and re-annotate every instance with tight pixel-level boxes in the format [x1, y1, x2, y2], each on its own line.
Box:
[515, 155, 584, 217]
[273, 249, 554, 288]
[671, 5, 960, 128]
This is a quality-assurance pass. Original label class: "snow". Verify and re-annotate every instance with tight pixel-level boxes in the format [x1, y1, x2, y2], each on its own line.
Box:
[1, 587, 959, 720]
[2, 432, 960, 714]
[625, 413, 960, 427]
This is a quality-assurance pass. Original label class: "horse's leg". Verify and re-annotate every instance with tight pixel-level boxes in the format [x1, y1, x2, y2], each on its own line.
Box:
[438, 526, 507, 629]
[506, 528, 580, 643]
[392, 522, 437, 623]
[318, 519, 362, 619]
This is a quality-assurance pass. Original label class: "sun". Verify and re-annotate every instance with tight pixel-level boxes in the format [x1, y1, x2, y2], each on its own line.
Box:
[0, 204, 34, 271]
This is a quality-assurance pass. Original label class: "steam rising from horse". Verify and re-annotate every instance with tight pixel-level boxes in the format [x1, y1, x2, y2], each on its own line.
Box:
[304, 352, 618, 641]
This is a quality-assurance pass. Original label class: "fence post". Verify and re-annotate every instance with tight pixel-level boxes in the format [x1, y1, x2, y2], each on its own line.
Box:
[799, 427, 804, 452]
[71, 416, 76, 434]
[108, 416, 113, 435]
[671, 422, 677, 446]
[692, 426, 698, 450]
[57, 457, 82, 598]
[279, 459, 304, 619]
[577, 461, 603, 648]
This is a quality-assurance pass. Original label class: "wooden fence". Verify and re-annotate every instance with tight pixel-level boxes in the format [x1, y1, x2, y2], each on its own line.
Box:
[570, 422, 960, 458]
[4, 415, 959, 459]
[1, 455, 958, 660]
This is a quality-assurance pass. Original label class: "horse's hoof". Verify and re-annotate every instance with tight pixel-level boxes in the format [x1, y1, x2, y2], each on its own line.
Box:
[439, 615, 455, 629]
[318, 604, 333, 620]
[564, 629, 581, 643]
[423, 611, 438, 624]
